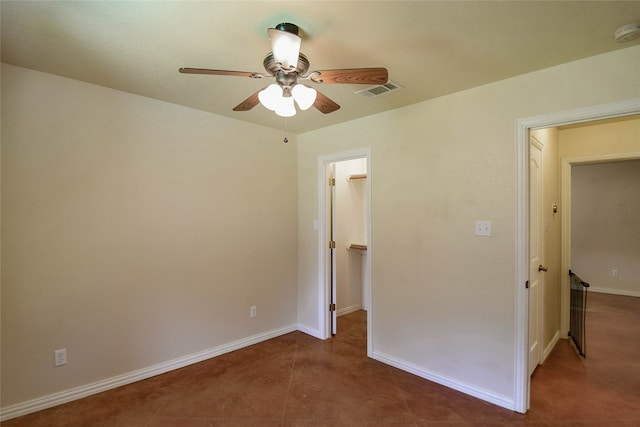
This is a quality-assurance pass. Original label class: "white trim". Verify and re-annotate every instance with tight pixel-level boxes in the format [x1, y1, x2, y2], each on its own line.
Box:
[514, 98, 640, 414]
[541, 331, 560, 364]
[589, 288, 640, 298]
[372, 351, 514, 411]
[563, 152, 640, 164]
[297, 324, 324, 339]
[365, 153, 373, 358]
[514, 117, 530, 414]
[337, 304, 363, 317]
[560, 157, 572, 338]
[317, 157, 330, 340]
[317, 148, 373, 357]
[0, 324, 297, 422]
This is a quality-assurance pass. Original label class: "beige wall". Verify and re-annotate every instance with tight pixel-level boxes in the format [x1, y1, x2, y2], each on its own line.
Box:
[559, 116, 640, 159]
[1, 64, 298, 407]
[571, 160, 640, 296]
[530, 128, 562, 356]
[297, 45, 640, 404]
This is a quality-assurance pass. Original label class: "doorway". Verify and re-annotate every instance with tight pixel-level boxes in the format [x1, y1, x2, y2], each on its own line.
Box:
[514, 98, 640, 413]
[318, 148, 372, 355]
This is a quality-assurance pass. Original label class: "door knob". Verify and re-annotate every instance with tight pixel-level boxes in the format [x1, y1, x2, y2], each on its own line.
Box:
[538, 265, 548, 272]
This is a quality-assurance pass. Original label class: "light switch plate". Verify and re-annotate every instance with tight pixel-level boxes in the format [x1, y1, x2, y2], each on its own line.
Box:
[54, 348, 67, 366]
[475, 221, 492, 237]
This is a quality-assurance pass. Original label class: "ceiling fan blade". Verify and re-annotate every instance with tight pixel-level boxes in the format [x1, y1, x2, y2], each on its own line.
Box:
[233, 89, 262, 111]
[309, 68, 388, 85]
[313, 90, 341, 114]
[179, 68, 263, 78]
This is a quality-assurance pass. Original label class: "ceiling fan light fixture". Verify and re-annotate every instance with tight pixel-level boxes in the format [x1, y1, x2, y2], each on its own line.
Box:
[292, 84, 317, 110]
[258, 83, 282, 111]
[275, 95, 296, 117]
[268, 26, 301, 69]
[180, 22, 387, 117]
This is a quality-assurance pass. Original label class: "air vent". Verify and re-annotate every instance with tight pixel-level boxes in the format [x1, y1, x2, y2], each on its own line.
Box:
[355, 80, 402, 98]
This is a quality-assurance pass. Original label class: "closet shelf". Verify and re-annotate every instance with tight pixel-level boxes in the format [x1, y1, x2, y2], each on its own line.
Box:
[349, 244, 367, 251]
[348, 173, 367, 181]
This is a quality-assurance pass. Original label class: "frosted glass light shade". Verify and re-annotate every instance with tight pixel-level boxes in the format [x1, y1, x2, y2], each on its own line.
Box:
[292, 84, 317, 110]
[268, 28, 301, 69]
[258, 84, 282, 111]
[275, 96, 296, 117]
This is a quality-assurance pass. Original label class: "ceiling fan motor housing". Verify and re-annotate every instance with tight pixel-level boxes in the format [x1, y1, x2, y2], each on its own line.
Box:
[263, 52, 310, 80]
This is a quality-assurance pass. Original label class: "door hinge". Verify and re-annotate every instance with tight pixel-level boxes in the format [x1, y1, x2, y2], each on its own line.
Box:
[329, 240, 336, 249]
[329, 303, 336, 312]
[525, 280, 529, 289]
[329, 178, 336, 186]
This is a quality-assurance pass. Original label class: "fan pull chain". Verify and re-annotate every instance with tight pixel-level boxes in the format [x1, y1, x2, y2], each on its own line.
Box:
[283, 117, 289, 143]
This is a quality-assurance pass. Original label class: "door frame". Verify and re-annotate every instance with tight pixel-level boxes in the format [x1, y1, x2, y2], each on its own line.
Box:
[329, 162, 337, 336]
[317, 148, 372, 355]
[514, 98, 640, 413]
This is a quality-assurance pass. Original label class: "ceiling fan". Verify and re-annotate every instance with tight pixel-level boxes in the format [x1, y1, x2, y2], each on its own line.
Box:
[179, 23, 388, 117]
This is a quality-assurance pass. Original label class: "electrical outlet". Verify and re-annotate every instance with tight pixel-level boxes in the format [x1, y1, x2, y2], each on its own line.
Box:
[250, 306, 257, 318]
[612, 269, 619, 278]
[54, 348, 67, 367]
[475, 221, 492, 237]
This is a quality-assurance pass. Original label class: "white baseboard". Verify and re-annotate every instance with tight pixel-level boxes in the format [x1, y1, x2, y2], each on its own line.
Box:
[337, 304, 363, 317]
[296, 306, 363, 341]
[541, 331, 560, 364]
[589, 287, 640, 298]
[297, 324, 324, 340]
[372, 350, 515, 412]
[0, 324, 297, 422]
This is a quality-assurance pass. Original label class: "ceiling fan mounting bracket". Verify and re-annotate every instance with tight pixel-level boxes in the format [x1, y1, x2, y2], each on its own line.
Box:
[275, 22, 299, 35]
[304, 71, 323, 83]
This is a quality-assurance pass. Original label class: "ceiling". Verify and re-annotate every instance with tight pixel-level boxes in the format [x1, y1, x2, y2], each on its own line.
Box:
[2, 1, 639, 134]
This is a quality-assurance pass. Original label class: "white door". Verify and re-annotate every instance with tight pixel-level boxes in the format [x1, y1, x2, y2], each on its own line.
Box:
[529, 137, 544, 375]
